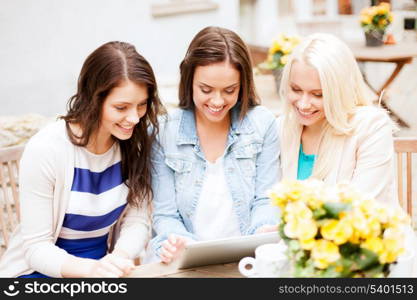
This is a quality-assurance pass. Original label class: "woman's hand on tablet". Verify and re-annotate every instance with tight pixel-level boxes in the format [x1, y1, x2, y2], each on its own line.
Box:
[160, 234, 187, 264]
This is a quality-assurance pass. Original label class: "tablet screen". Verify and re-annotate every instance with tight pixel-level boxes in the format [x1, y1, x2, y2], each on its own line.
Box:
[177, 232, 281, 269]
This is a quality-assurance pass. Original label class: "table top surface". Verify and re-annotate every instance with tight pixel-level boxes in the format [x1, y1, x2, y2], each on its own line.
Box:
[127, 261, 243, 278]
[348, 41, 417, 62]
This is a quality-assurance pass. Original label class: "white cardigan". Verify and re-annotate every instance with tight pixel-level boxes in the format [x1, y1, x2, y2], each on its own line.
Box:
[0, 120, 150, 277]
[280, 106, 398, 206]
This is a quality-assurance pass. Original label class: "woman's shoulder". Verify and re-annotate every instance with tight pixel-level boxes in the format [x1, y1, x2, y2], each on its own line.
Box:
[353, 106, 392, 128]
[244, 105, 278, 134]
[155, 108, 187, 141]
[25, 119, 71, 152]
[352, 106, 394, 137]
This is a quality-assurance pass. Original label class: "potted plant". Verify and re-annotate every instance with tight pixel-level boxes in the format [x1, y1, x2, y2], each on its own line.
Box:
[268, 179, 413, 277]
[360, 2, 394, 46]
[258, 34, 300, 94]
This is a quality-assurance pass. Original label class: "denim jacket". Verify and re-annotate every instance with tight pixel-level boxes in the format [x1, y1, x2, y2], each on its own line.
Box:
[149, 105, 281, 254]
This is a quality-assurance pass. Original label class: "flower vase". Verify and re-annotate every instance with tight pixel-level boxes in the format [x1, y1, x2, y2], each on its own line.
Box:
[272, 68, 283, 95]
[365, 30, 385, 47]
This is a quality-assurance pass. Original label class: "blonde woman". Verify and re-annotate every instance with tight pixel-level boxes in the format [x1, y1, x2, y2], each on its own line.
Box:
[279, 33, 397, 205]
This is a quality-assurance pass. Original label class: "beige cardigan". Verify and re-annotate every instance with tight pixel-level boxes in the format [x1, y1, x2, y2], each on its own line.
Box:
[0, 120, 150, 278]
[279, 106, 398, 206]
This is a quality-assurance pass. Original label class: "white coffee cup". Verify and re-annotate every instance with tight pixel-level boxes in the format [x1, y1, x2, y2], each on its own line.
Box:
[238, 242, 288, 277]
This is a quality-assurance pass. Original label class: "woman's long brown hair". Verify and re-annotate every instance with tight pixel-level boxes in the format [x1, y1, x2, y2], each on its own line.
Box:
[61, 41, 165, 208]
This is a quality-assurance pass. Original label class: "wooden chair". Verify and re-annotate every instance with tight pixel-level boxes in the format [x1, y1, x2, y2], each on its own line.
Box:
[394, 137, 417, 218]
[0, 145, 25, 255]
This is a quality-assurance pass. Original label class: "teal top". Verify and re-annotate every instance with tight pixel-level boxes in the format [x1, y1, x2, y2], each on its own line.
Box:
[297, 144, 316, 180]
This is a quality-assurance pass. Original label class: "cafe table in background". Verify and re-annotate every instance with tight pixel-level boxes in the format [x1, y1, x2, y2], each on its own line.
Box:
[348, 41, 417, 128]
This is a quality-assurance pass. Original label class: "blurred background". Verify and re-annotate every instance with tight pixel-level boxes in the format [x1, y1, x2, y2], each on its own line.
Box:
[0, 1, 415, 117]
[0, 0, 415, 118]
[0, 0, 416, 223]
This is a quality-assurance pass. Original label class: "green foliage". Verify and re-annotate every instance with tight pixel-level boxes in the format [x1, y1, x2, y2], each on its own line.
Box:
[322, 202, 351, 219]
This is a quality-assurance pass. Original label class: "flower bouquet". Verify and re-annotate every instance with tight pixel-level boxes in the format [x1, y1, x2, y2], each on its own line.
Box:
[360, 2, 393, 46]
[258, 33, 300, 93]
[268, 179, 411, 277]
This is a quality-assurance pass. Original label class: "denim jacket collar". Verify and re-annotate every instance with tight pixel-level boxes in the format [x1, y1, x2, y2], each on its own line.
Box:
[176, 105, 254, 146]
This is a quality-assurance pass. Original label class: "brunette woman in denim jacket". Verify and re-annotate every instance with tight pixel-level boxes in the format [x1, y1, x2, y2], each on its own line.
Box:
[148, 27, 281, 263]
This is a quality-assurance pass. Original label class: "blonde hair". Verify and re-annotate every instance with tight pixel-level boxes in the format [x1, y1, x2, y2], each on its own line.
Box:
[280, 33, 374, 179]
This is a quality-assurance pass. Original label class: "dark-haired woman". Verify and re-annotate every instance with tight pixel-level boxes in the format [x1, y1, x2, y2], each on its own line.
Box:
[148, 27, 281, 263]
[0, 41, 164, 277]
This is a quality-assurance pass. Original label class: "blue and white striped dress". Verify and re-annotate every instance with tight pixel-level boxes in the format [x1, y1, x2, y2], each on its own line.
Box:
[56, 142, 127, 259]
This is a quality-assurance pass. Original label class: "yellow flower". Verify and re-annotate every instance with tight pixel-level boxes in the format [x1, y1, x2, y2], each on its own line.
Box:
[388, 13, 393, 23]
[374, 205, 389, 224]
[268, 182, 290, 209]
[380, 238, 404, 264]
[379, 19, 388, 26]
[261, 34, 300, 71]
[359, 3, 392, 30]
[361, 15, 371, 25]
[284, 218, 317, 240]
[349, 210, 381, 240]
[367, 217, 382, 238]
[283, 201, 317, 241]
[269, 192, 287, 209]
[349, 230, 361, 244]
[285, 180, 304, 201]
[285, 201, 313, 220]
[350, 210, 369, 239]
[298, 219, 318, 240]
[335, 265, 344, 273]
[377, 5, 388, 15]
[337, 183, 362, 204]
[299, 238, 316, 250]
[284, 219, 298, 239]
[369, 7, 378, 17]
[280, 41, 293, 55]
[280, 54, 289, 66]
[356, 198, 376, 215]
[301, 179, 325, 209]
[269, 40, 281, 55]
[362, 237, 384, 255]
[311, 240, 340, 269]
[321, 218, 353, 245]
[284, 220, 299, 239]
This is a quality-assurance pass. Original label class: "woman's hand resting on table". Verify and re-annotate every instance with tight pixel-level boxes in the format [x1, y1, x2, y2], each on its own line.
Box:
[61, 249, 135, 278]
[86, 252, 135, 277]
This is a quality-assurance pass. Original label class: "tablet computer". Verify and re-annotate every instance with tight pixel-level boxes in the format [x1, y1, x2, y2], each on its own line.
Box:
[177, 232, 280, 269]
